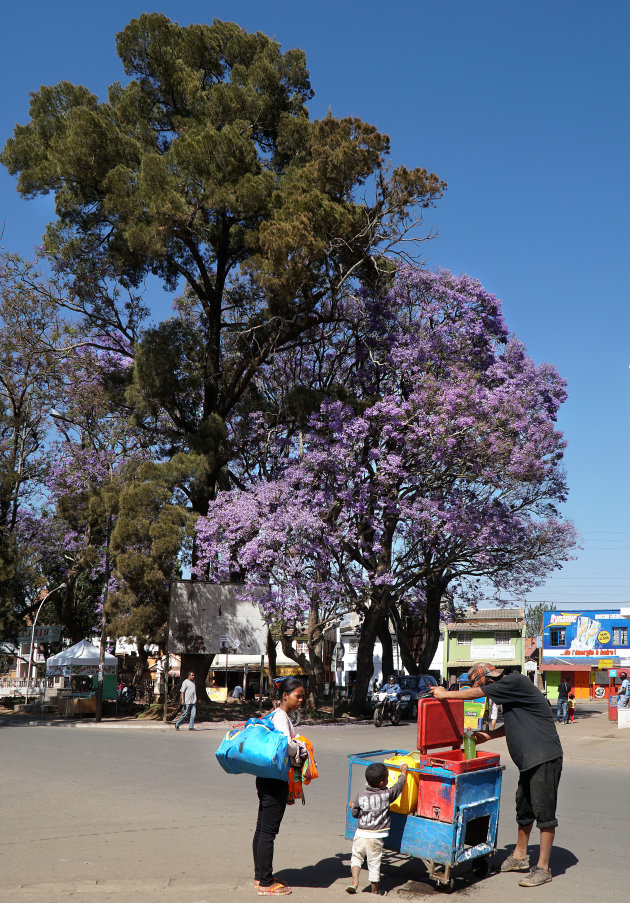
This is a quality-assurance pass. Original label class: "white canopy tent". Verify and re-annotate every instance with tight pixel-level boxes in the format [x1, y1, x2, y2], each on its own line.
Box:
[46, 639, 118, 676]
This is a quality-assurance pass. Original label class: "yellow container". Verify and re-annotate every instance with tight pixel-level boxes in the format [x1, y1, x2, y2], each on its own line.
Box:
[384, 752, 421, 814]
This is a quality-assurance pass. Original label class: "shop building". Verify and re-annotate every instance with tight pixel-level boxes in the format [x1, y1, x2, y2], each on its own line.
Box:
[541, 609, 630, 700]
[444, 608, 525, 683]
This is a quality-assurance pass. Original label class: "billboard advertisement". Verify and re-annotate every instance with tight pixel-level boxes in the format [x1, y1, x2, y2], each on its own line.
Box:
[169, 581, 268, 655]
[541, 610, 630, 664]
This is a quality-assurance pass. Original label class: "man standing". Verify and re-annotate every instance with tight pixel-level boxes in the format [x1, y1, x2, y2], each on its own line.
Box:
[431, 663, 563, 887]
[556, 677, 571, 724]
[175, 671, 197, 731]
[617, 671, 630, 708]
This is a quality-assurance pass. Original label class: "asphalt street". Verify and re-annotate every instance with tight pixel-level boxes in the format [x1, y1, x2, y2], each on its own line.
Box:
[1, 706, 628, 903]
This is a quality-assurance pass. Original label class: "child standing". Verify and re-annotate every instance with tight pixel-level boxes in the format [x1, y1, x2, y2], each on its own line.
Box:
[566, 693, 576, 723]
[347, 762, 408, 895]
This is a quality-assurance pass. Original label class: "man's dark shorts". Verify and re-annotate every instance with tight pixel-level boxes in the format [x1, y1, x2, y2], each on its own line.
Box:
[515, 757, 562, 829]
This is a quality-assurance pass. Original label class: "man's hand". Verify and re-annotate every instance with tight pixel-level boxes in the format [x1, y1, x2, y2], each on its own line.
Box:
[399, 763, 408, 776]
[430, 686, 447, 700]
[473, 731, 491, 744]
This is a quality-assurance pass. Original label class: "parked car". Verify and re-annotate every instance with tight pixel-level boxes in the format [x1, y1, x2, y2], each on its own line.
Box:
[396, 674, 438, 719]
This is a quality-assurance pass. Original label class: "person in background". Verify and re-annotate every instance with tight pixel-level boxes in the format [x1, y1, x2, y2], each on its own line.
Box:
[380, 675, 400, 699]
[616, 671, 630, 708]
[175, 671, 197, 731]
[232, 684, 243, 699]
[556, 677, 571, 724]
[431, 662, 563, 887]
[566, 694, 576, 723]
[489, 699, 500, 731]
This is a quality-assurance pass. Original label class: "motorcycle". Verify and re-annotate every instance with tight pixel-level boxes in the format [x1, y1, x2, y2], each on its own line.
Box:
[372, 689, 407, 727]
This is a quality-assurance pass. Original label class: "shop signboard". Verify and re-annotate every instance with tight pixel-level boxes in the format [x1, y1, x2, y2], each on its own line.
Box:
[470, 644, 514, 661]
[18, 625, 61, 644]
[463, 697, 487, 729]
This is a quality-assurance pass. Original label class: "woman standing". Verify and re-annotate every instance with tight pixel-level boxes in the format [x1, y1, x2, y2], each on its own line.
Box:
[253, 677, 305, 896]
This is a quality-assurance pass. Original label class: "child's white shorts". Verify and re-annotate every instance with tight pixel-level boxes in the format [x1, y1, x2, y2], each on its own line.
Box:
[351, 836, 384, 883]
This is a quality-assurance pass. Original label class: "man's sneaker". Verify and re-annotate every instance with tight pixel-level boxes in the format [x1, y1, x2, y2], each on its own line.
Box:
[518, 867, 552, 887]
[501, 855, 530, 872]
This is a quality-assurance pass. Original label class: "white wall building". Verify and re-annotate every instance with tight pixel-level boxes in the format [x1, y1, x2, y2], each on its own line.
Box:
[336, 626, 444, 693]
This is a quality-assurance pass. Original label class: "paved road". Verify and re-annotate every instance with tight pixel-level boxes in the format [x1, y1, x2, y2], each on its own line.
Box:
[0, 708, 628, 902]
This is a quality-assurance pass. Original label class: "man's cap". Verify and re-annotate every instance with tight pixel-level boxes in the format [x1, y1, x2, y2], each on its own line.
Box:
[467, 662, 504, 688]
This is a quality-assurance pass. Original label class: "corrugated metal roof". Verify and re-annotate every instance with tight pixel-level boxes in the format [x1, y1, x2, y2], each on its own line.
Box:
[447, 622, 522, 632]
[460, 608, 524, 620]
[447, 659, 521, 666]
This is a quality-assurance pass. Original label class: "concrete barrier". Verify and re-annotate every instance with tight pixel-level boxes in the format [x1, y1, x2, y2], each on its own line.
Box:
[617, 707, 630, 729]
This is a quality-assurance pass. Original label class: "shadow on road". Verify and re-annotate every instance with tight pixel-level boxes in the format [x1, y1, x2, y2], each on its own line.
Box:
[501, 843, 579, 876]
[276, 843, 579, 895]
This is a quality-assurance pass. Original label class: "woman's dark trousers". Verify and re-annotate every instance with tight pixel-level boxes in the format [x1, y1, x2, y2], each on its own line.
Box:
[253, 777, 288, 886]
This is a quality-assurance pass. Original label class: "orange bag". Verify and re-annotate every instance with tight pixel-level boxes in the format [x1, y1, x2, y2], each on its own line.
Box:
[294, 735, 319, 784]
[288, 736, 318, 805]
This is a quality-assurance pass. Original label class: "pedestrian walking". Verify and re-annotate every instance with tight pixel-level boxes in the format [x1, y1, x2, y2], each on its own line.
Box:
[431, 663, 563, 887]
[175, 671, 197, 731]
[616, 671, 630, 708]
[556, 677, 571, 724]
[566, 694, 576, 723]
[253, 676, 305, 896]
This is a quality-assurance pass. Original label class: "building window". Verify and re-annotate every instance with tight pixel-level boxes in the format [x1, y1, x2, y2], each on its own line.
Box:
[456, 634, 469, 646]
[296, 641, 308, 654]
[494, 631, 511, 645]
[349, 639, 358, 652]
[613, 627, 628, 645]
[550, 627, 566, 647]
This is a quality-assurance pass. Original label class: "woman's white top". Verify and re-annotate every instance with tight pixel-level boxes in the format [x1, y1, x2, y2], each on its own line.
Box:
[269, 708, 301, 761]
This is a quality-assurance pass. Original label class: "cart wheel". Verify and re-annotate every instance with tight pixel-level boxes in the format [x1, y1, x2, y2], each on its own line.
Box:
[390, 709, 401, 725]
[472, 857, 490, 879]
[373, 709, 384, 727]
[437, 878, 455, 893]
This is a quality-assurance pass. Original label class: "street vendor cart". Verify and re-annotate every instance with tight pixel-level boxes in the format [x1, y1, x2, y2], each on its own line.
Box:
[346, 699, 503, 892]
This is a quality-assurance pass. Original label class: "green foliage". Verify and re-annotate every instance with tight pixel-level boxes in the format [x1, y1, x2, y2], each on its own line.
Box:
[108, 453, 200, 646]
[1, 12, 444, 517]
[0, 254, 71, 639]
[525, 601, 556, 638]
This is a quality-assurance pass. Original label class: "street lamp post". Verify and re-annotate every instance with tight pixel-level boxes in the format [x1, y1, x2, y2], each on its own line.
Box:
[24, 583, 66, 706]
[95, 511, 112, 723]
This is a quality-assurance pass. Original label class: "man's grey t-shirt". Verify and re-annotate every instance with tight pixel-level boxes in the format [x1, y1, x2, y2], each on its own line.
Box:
[482, 671, 562, 772]
[180, 679, 197, 705]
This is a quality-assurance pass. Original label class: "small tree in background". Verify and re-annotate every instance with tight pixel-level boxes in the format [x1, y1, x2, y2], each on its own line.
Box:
[525, 602, 557, 638]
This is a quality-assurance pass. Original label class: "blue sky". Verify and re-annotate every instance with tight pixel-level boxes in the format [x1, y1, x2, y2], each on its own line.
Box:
[2, 1, 629, 608]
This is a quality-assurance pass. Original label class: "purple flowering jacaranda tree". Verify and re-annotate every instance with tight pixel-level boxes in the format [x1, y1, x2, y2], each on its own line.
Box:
[195, 268, 577, 709]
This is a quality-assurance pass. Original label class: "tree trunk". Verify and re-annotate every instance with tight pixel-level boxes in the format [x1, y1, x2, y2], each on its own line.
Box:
[351, 600, 385, 714]
[132, 643, 149, 686]
[377, 617, 394, 680]
[416, 581, 446, 673]
[277, 630, 324, 712]
[391, 607, 421, 675]
[267, 629, 277, 698]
